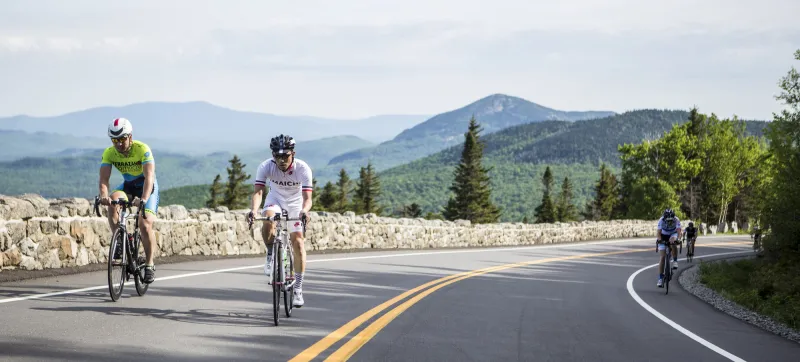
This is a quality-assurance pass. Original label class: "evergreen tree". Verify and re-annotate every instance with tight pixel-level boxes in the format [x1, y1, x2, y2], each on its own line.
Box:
[534, 166, 557, 223]
[403, 203, 423, 218]
[762, 48, 800, 260]
[442, 116, 502, 223]
[335, 168, 353, 213]
[583, 163, 620, 220]
[353, 162, 383, 215]
[222, 155, 251, 210]
[206, 174, 223, 208]
[556, 176, 578, 222]
[318, 181, 338, 211]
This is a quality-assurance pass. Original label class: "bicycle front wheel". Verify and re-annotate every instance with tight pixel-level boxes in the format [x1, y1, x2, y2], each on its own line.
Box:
[107, 229, 126, 302]
[665, 258, 671, 295]
[272, 244, 282, 326]
[284, 244, 294, 318]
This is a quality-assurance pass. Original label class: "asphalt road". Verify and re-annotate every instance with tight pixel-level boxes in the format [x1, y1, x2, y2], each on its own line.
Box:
[1, 235, 797, 361]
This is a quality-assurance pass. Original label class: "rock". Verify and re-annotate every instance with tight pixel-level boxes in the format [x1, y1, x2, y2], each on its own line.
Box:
[19, 255, 42, 270]
[0, 195, 37, 220]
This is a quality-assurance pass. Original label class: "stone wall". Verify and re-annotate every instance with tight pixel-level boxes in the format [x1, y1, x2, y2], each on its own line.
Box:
[1, 194, 658, 272]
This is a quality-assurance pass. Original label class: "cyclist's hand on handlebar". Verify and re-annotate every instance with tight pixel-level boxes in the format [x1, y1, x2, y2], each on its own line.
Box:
[246, 211, 255, 224]
[99, 196, 111, 206]
[300, 211, 309, 224]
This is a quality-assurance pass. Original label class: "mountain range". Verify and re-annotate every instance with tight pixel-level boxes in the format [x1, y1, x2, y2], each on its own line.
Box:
[321, 94, 615, 176]
[0, 93, 770, 222]
[0, 101, 430, 147]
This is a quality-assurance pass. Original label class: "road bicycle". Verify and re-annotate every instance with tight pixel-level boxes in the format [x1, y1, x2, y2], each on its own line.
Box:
[94, 196, 150, 302]
[249, 209, 307, 326]
[685, 235, 696, 263]
[657, 238, 678, 295]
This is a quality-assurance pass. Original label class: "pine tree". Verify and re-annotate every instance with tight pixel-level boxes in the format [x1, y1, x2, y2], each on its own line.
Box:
[353, 162, 383, 215]
[556, 176, 578, 222]
[222, 155, 251, 210]
[206, 174, 223, 208]
[583, 163, 620, 221]
[442, 116, 502, 223]
[318, 181, 338, 211]
[404, 203, 423, 218]
[335, 168, 353, 213]
[534, 166, 557, 223]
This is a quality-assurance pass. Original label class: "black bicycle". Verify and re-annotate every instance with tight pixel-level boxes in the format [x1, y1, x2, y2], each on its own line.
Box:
[657, 238, 676, 294]
[686, 235, 696, 263]
[249, 209, 306, 326]
[94, 196, 149, 302]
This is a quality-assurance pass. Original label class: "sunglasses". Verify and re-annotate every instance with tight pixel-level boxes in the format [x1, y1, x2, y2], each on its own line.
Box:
[110, 137, 129, 144]
[273, 152, 291, 159]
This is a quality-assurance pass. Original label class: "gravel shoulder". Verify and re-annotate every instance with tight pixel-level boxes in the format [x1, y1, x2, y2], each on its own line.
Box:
[679, 256, 800, 345]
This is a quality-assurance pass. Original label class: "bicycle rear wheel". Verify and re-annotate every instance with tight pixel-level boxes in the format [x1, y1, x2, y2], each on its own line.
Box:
[133, 231, 149, 296]
[107, 229, 126, 302]
[272, 243, 282, 326]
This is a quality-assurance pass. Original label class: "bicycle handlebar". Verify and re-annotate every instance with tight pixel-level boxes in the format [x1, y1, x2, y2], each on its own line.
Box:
[93, 196, 147, 219]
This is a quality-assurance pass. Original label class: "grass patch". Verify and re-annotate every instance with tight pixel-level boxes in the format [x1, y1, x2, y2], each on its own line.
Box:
[699, 257, 800, 330]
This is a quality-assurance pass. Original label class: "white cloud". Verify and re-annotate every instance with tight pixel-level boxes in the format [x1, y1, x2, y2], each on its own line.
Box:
[0, 0, 798, 119]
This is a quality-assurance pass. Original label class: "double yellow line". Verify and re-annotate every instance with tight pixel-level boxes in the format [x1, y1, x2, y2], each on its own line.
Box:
[289, 248, 645, 361]
[290, 241, 749, 361]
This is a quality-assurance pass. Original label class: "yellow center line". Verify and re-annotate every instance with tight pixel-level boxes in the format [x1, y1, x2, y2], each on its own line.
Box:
[323, 248, 648, 361]
[293, 240, 749, 361]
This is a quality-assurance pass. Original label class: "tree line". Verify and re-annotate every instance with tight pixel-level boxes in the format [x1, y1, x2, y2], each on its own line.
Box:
[203, 156, 391, 217]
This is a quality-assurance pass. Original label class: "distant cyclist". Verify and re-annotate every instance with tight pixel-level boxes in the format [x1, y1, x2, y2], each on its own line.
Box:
[655, 208, 682, 288]
[684, 221, 698, 257]
[98, 118, 159, 284]
[247, 134, 313, 308]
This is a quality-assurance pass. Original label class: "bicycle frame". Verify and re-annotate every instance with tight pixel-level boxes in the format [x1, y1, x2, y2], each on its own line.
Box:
[94, 196, 149, 301]
[250, 209, 307, 325]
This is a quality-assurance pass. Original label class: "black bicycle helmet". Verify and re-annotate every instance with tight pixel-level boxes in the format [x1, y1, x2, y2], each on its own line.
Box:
[270, 134, 295, 154]
[663, 208, 675, 219]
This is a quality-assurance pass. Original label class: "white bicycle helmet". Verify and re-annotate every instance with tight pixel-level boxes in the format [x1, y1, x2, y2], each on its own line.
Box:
[108, 118, 133, 138]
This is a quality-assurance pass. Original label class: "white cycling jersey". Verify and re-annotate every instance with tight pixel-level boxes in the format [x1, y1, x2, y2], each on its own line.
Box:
[253, 158, 313, 200]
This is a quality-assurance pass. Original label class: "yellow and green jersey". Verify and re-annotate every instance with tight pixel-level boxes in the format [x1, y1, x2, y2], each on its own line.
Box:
[100, 140, 156, 182]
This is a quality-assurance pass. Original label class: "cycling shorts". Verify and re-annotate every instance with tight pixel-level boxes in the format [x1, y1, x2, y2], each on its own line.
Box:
[260, 191, 304, 234]
[657, 232, 677, 251]
[112, 177, 159, 216]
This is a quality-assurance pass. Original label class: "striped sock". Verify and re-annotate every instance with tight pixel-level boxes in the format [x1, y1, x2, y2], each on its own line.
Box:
[295, 273, 304, 290]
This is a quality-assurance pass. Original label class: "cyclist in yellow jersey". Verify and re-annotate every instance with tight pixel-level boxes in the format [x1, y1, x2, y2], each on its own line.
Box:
[98, 118, 159, 284]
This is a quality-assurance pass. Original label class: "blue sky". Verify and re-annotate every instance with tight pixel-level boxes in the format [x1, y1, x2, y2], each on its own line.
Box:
[1, 0, 798, 120]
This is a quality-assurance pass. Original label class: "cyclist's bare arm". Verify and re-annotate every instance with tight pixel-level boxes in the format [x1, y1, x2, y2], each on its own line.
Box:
[141, 161, 155, 202]
[250, 184, 266, 215]
[99, 165, 112, 204]
[301, 190, 312, 214]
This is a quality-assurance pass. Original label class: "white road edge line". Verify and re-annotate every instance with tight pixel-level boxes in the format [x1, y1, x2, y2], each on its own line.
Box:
[0, 235, 743, 305]
[626, 249, 753, 362]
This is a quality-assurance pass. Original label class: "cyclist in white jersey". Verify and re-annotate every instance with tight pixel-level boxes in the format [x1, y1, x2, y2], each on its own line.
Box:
[247, 134, 313, 307]
[655, 208, 682, 288]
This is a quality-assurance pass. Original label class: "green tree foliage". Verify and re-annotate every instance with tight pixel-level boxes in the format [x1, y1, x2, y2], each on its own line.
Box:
[556, 176, 578, 222]
[762, 49, 800, 260]
[222, 155, 251, 210]
[625, 176, 682, 219]
[534, 166, 557, 223]
[353, 162, 383, 215]
[205, 174, 223, 208]
[334, 168, 353, 213]
[442, 116, 502, 223]
[402, 203, 423, 218]
[318, 181, 338, 211]
[583, 163, 620, 221]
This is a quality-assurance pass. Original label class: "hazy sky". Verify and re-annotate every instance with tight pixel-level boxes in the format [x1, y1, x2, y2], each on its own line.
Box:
[1, 0, 798, 120]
